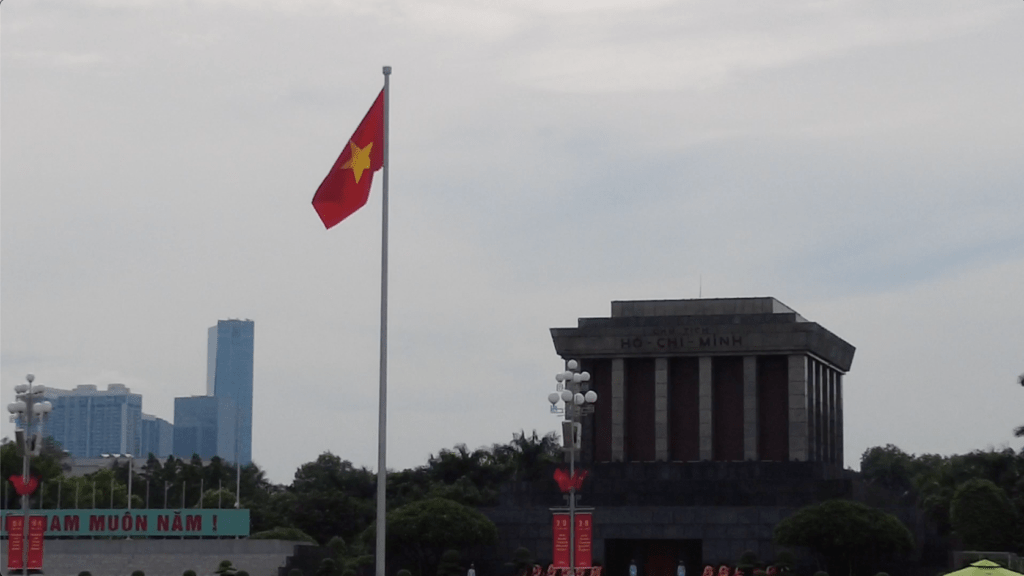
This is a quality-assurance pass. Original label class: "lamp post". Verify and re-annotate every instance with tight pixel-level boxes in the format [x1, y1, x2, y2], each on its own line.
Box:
[7, 373, 54, 576]
[547, 359, 597, 571]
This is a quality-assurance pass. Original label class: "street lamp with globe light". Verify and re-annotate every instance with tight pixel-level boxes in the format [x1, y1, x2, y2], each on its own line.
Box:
[7, 374, 53, 575]
[548, 359, 597, 572]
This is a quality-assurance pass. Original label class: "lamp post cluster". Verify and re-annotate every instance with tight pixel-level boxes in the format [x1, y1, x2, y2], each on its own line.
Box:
[548, 359, 597, 571]
[6, 374, 53, 576]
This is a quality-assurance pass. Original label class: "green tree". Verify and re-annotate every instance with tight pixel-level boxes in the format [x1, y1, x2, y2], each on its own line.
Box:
[774, 500, 913, 576]
[1, 436, 70, 506]
[860, 445, 918, 496]
[382, 497, 498, 576]
[950, 478, 1019, 551]
[200, 488, 238, 509]
[287, 453, 378, 544]
[494, 430, 561, 482]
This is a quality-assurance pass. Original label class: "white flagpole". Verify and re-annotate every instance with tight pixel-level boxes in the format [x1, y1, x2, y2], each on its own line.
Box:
[375, 64, 392, 576]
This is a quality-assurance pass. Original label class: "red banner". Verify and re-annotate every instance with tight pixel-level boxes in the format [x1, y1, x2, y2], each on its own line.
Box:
[552, 513, 570, 568]
[5, 515, 45, 570]
[27, 515, 45, 568]
[7, 515, 24, 570]
[574, 513, 592, 568]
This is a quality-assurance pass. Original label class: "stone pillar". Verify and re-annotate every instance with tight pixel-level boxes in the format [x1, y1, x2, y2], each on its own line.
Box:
[808, 360, 818, 462]
[743, 356, 758, 461]
[835, 373, 844, 467]
[655, 357, 669, 461]
[826, 367, 835, 464]
[611, 358, 625, 462]
[788, 354, 808, 461]
[698, 356, 713, 461]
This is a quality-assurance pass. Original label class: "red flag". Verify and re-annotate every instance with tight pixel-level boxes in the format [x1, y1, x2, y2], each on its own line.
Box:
[312, 89, 385, 229]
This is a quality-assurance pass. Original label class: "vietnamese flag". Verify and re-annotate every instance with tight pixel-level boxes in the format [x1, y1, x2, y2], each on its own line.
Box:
[312, 89, 385, 229]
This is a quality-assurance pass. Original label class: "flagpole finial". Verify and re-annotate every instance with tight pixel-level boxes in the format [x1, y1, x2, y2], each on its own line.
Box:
[383, 66, 392, 75]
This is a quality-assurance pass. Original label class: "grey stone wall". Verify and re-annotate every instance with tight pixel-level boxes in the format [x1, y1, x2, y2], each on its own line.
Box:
[0, 538, 310, 576]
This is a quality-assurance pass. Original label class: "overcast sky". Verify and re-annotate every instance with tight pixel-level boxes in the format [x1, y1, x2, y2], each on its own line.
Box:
[2, 0, 1022, 485]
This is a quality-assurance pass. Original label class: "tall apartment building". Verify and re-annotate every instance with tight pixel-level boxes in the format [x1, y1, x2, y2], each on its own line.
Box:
[172, 396, 237, 461]
[141, 413, 174, 459]
[206, 319, 254, 465]
[44, 384, 143, 458]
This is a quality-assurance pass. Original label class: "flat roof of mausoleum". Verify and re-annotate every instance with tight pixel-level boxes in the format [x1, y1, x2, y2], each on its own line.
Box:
[551, 297, 855, 371]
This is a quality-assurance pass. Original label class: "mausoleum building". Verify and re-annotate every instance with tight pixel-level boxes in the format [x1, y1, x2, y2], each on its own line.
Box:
[486, 297, 857, 576]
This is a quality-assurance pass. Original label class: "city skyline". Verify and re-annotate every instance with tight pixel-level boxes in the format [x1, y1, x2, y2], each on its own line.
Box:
[23, 320, 254, 465]
[2, 1, 1021, 485]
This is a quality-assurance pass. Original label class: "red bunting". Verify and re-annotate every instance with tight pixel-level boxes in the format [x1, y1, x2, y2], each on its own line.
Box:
[9, 475, 38, 496]
[553, 468, 589, 493]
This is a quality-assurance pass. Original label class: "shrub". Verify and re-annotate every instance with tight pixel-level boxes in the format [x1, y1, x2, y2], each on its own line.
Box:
[327, 536, 347, 558]
[398, 570, 413, 576]
[251, 526, 318, 544]
[289, 570, 304, 576]
[79, 572, 92, 576]
[238, 572, 250, 576]
[184, 571, 197, 576]
[510, 547, 534, 576]
[438, 549, 462, 576]
[132, 571, 145, 576]
[317, 558, 339, 576]
[738, 551, 758, 571]
[774, 551, 794, 571]
[813, 572, 829, 576]
[216, 560, 238, 575]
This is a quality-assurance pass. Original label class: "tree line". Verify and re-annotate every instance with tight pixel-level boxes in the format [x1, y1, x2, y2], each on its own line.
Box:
[775, 443, 1024, 576]
[1, 431, 561, 575]
[3, 433, 1022, 576]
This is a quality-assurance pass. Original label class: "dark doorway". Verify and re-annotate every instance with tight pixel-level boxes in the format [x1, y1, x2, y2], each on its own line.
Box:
[605, 539, 701, 576]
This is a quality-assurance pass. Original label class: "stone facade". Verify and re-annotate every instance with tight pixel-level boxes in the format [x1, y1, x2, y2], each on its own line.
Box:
[550, 297, 854, 468]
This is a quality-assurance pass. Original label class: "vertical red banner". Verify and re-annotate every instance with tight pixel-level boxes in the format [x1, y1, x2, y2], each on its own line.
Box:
[27, 515, 46, 569]
[552, 513, 570, 568]
[6, 515, 24, 570]
[574, 513, 592, 568]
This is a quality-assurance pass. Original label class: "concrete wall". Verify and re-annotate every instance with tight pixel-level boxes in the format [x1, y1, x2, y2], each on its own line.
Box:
[0, 539, 311, 576]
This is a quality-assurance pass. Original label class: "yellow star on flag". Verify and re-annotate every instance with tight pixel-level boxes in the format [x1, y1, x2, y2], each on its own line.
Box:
[341, 140, 373, 183]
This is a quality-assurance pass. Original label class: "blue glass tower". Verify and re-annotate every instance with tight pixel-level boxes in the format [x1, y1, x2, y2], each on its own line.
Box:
[206, 319, 254, 465]
[141, 413, 174, 459]
[172, 396, 237, 461]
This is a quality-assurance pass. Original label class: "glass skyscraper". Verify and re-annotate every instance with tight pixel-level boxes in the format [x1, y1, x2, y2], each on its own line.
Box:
[44, 384, 143, 458]
[206, 319, 254, 465]
[141, 413, 174, 459]
[172, 395, 237, 461]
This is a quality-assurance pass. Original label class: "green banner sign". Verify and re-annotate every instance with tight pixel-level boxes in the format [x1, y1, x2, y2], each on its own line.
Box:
[0, 509, 249, 537]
